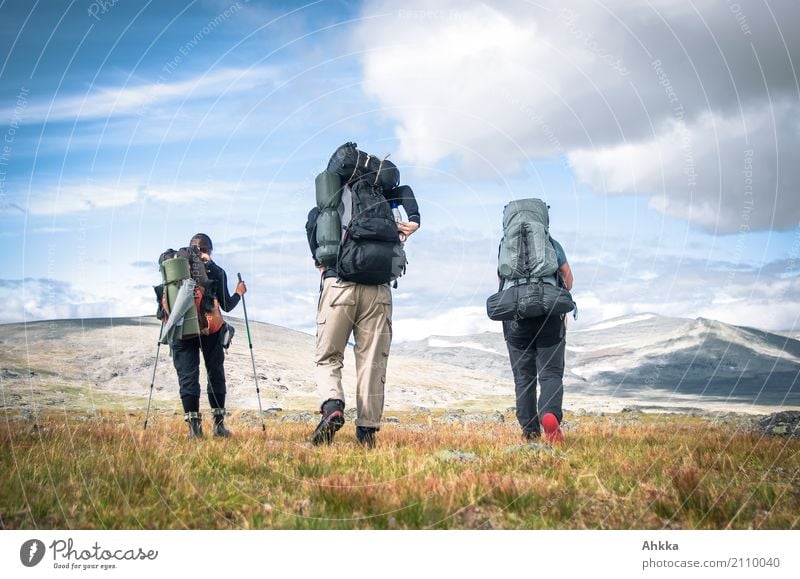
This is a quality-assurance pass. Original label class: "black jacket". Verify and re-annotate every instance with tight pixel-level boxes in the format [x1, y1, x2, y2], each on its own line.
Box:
[205, 260, 241, 312]
[384, 185, 421, 225]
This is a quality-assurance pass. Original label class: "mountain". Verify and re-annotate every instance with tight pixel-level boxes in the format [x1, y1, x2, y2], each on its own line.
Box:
[0, 316, 509, 415]
[394, 313, 800, 409]
[0, 314, 797, 416]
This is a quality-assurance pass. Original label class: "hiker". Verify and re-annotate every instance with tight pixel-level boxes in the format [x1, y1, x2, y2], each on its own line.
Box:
[169, 233, 246, 439]
[305, 143, 420, 447]
[491, 199, 574, 444]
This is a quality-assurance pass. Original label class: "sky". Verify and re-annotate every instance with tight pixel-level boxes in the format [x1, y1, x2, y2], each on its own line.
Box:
[0, 0, 798, 341]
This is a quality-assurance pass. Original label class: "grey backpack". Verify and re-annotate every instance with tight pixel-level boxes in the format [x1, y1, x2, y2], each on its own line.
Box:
[497, 198, 558, 281]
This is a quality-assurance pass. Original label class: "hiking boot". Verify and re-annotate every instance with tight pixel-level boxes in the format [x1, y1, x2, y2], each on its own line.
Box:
[211, 408, 232, 438]
[541, 413, 564, 445]
[212, 421, 232, 437]
[356, 426, 377, 449]
[522, 430, 541, 441]
[185, 412, 203, 440]
[311, 399, 345, 445]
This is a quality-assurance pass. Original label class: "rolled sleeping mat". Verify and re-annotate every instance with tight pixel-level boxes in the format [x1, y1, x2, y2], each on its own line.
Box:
[315, 170, 343, 208]
[315, 170, 344, 267]
[315, 207, 341, 267]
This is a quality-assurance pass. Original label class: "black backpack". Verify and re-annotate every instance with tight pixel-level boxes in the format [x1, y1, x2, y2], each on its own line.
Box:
[337, 180, 406, 285]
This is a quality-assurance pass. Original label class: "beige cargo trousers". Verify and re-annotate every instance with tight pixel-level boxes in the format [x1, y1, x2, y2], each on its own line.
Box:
[315, 277, 393, 428]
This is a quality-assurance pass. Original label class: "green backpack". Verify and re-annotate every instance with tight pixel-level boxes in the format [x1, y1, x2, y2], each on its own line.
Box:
[497, 198, 558, 281]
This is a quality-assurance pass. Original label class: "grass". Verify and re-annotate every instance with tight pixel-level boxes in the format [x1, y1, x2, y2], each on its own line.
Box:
[0, 410, 798, 529]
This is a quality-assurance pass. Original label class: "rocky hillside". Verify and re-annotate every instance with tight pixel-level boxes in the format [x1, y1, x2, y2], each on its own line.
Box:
[394, 313, 800, 409]
[1, 314, 798, 416]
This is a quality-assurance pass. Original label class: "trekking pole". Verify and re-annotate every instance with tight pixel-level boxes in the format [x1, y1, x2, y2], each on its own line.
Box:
[144, 335, 162, 430]
[238, 273, 266, 431]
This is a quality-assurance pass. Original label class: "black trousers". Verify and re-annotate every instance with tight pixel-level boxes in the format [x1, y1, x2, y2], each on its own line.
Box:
[171, 330, 226, 413]
[503, 314, 566, 436]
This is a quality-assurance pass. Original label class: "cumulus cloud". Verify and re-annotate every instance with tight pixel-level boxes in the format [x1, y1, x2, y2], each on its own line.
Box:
[0, 278, 151, 324]
[568, 101, 800, 232]
[355, 0, 800, 232]
[569, 103, 800, 233]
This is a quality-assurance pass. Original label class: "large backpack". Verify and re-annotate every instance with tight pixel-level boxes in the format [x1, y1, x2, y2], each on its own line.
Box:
[155, 246, 223, 339]
[497, 198, 558, 282]
[337, 180, 406, 285]
[487, 199, 574, 321]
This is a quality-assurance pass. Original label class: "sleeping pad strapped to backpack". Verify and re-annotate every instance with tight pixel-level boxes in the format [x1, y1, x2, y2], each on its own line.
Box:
[314, 169, 344, 268]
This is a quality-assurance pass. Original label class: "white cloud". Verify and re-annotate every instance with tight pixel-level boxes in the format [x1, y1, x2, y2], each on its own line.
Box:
[568, 103, 800, 232]
[355, 0, 800, 232]
[394, 306, 497, 342]
[25, 184, 139, 215]
[0, 278, 151, 324]
[10, 68, 277, 124]
[10, 180, 266, 216]
[697, 297, 800, 333]
[569, 254, 800, 332]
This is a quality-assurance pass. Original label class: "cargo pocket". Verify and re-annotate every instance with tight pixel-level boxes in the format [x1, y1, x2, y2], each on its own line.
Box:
[378, 285, 393, 354]
[383, 317, 393, 357]
[329, 279, 357, 307]
[377, 284, 392, 307]
[318, 279, 355, 321]
[315, 305, 326, 362]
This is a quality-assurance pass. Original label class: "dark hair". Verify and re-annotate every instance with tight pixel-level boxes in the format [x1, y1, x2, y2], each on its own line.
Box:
[190, 233, 213, 252]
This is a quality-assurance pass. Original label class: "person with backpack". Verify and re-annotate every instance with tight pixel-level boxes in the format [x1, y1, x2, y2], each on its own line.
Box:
[489, 199, 574, 444]
[305, 143, 420, 448]
[167, 233, 246, 439]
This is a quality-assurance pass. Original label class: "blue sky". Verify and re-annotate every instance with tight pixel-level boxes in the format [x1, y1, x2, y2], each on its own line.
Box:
[1, 0, 798, 340]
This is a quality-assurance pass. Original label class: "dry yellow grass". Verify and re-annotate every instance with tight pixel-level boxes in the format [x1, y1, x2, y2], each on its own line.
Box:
[1, 410, 798, 529]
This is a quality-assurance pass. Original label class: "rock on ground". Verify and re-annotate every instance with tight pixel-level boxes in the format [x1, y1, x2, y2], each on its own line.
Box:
[757, 411, 800, 437]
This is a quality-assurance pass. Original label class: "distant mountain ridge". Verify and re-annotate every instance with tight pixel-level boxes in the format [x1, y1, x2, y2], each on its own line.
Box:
[0, 313, 797, 414]
[393, 313, 800, 408]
